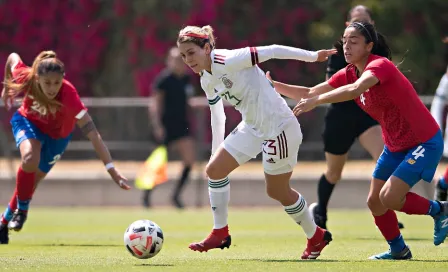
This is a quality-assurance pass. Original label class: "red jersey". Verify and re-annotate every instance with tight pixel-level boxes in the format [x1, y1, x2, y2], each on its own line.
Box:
[328, 54, 439, 152]
[12, 60, 87, 139]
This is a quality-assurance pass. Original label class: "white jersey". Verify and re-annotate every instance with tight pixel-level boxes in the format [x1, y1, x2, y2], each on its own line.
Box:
[430, 73, 448, 156]
[200, 45, 318, 154]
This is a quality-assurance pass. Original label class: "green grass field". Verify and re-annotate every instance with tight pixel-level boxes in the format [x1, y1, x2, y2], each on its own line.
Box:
[0, 208, 447, 271]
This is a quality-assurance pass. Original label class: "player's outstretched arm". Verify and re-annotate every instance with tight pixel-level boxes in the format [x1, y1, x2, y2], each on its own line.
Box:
[255, 45, 336, 63]
[76, 113, 131, 190]
[1, 53, 21, 110]
[266, 71, 310, 100]
[293, 72, 379, 116]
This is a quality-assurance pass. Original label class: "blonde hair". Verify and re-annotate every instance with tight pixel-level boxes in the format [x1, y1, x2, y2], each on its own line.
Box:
[4, 50, 65, 114]
[177, 25, 216, 49]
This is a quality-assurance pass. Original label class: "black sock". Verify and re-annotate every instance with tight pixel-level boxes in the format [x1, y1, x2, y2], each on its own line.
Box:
[173, 165, 191, 199]
[142, 189, 152, 207]
[317, 174, 336, 216]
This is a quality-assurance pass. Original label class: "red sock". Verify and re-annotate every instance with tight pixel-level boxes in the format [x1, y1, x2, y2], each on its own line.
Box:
[400, 192, 430, 215]
[373, 209, 401, 240]
[16, 167, 35, 203]
[212, 225, 229, 237]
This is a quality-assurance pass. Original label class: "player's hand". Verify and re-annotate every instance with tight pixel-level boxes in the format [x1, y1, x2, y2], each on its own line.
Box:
[1, 88, 13, 111]
[443, 36, 448, 44]
[316, 49, 337, 62]
[292, 96, 319, 116]
[109, 168, 131, 190]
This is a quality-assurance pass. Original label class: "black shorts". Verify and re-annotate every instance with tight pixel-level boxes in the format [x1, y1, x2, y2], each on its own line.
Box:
[322, 101, 379, 155]
[163, 120, 190, 146]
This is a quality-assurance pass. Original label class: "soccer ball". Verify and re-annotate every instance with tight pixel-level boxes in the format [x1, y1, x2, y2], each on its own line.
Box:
[124, 219, 164, 259]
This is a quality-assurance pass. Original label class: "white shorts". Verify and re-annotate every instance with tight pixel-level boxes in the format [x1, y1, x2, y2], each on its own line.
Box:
[222, 119, 302, 175]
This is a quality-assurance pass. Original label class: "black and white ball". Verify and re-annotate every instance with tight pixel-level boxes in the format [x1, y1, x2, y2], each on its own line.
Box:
[124, 219, 164, 259]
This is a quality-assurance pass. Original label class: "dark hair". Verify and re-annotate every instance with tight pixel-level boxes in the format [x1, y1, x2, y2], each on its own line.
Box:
[347, 5, 373, 21]
[334, 21, 392, 61]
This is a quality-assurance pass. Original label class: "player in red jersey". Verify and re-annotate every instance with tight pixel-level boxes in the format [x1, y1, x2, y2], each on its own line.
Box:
[270, 22, 448, 260]
[0, 51, 131, 244]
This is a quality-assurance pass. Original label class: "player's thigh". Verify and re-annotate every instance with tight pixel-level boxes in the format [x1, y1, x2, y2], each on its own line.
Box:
[10, 111, 43, 166]
[372, 145, 405, 184]
[207, 123, 262, 179]
[359, 124, 383, 161]
[263, 119, 302, 176]
[392, 130, 443, 188]
[39, 134, 72, 174]
[322, 107, 357, 155]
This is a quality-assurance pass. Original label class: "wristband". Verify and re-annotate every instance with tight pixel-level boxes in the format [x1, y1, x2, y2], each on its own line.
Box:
[105, 162, 114, 170]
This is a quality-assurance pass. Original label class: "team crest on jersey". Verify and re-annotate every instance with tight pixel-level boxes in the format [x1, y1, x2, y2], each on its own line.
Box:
[221, 76, 233, 89]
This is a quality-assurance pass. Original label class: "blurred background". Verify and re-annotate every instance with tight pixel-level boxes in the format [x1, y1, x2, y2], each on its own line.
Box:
[0, 0, 447, 208]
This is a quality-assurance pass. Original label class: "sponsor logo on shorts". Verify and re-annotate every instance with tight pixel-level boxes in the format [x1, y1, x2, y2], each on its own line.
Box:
[17, 130, 25, 138]
[266, 158, 276, 164]
[407, 158, 416, 165]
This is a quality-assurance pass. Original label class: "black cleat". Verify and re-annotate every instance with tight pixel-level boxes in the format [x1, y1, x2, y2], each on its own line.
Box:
[8, 210, 27, 232]
[0, 224, 9, 244]
[309, 203, 327, 230]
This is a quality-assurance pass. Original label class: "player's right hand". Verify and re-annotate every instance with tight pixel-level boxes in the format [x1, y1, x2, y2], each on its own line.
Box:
[1, 88, 13, 111]
[443, 36, 448, 44]
[316, 49, 337, 62]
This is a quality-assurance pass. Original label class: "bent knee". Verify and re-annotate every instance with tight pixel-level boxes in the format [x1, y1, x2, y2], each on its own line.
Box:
[21, 151, 39, 171]
[205, 162, 227, 180]
[379, 188, 402, 210]
[325, 171, 342, 184]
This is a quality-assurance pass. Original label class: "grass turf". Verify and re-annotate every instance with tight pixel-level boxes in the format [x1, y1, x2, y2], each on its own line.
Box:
[0, 208, 447, 271]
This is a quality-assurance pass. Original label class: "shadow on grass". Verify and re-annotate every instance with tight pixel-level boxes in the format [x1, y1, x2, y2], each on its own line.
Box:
[135, 264, 174, 267]
[233, 258, 349, 263]
[37, 244, 122, 247]
[357, 237, 432, 242]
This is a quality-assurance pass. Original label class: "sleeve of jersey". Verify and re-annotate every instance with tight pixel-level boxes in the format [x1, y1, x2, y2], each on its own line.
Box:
[364, 58, 392, 85]
[430, 76, 448, 129]
[11, 60, 28, 82]
[219, 45, 318, 71]
[327, 69, 347, 89]
[64, 82, 88, 120]
[207, 92, 226, 155]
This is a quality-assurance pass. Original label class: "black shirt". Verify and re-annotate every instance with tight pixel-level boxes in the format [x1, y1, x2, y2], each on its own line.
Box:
[153, 69, 193, 125]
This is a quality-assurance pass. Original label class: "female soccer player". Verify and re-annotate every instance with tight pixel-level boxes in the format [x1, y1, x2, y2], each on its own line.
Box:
[0, 51, 131, 244]
[430, 36, 448, 202]
[272, 22, 448, 260]
[177, 25, 337, 259]
[144, 47, 196, 209]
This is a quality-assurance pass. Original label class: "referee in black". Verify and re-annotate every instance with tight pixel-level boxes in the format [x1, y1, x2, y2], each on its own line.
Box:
[144, 47, 196, 209]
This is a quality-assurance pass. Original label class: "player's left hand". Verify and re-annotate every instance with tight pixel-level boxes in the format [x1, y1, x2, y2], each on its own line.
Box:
[443, 36, 448, 44]
[316, 49, 337, 62]
[109, 168, 131, 190]
[292, 96, 319, 116]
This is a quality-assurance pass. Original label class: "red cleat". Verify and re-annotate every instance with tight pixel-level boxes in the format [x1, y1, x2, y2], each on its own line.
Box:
[189, 226, 231, 252]
[301, 226, 332, 260]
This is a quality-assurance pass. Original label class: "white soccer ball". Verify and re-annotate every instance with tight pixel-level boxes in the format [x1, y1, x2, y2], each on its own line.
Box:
[124, 219, 164, 259]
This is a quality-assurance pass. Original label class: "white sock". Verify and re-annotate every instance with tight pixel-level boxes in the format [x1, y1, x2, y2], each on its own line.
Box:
[284, 195, 317, 239]
[208, 177, 230, 229]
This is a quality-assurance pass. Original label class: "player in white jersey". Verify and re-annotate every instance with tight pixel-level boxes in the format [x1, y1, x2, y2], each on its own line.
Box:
[177, 25, 336, 259]
[430, 36, 448, 202]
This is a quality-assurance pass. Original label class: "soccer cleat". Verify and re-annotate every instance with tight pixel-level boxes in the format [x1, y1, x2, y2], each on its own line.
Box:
[433, 201, 448, 246]
[435, 177, 448, 202]
[7, 210, 27, 232]
[368, 245, 412, 260]
[0, 224, 9, 244]
[189, 232, 231, 252]
[309, 203, 328, 230]
[301, 226, 332, 260]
